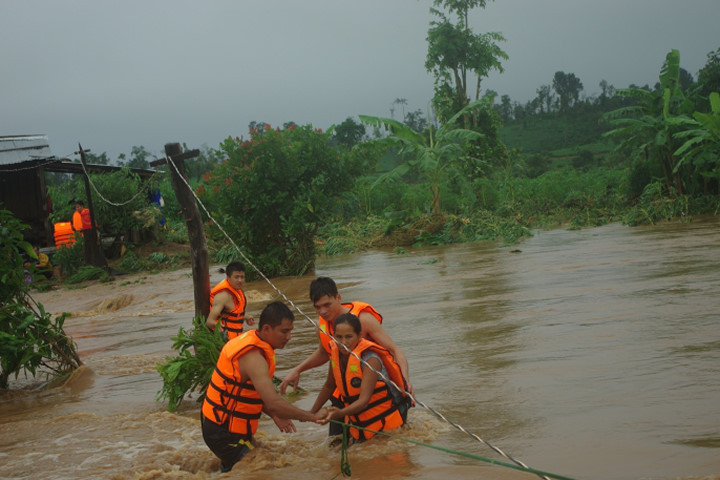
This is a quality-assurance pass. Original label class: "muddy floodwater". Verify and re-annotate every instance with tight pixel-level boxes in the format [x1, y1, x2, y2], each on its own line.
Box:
[1, 217, 719, 480]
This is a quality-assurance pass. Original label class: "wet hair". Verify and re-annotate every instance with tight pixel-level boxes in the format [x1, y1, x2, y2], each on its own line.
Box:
[259, 301, 294, 329]
[224, 261, 246, 277]
[310, 276, 339, 303]
[334, 313, 361, 335]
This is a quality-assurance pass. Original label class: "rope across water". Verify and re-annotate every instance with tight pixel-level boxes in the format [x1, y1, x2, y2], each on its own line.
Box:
[159, 154, 568, 480]
[327, 420, 578, 480]
[81, 152, 576, 480]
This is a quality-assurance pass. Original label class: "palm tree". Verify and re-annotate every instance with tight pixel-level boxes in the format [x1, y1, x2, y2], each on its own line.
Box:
[360, 98, 489, 215]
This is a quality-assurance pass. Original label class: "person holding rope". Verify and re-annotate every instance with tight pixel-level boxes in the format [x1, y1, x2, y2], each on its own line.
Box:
[206, 261, 255, 340]
[201, 301, 328, 473]
[280, 277, 413, 434]
[313, 313, 410, 442]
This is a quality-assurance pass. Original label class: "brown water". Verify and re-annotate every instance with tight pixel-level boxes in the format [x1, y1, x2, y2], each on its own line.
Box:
[1, 217, 719, 480]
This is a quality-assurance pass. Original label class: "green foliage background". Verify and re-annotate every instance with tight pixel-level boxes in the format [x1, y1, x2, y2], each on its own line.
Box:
[0, 208, 81, 389]
[200, 125, 368, 277]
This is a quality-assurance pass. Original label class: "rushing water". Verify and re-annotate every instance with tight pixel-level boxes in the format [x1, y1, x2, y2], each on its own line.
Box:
[1, 217, 719, 480]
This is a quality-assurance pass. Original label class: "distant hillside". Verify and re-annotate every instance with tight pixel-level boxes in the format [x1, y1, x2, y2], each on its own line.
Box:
[499, 109, 613, 156]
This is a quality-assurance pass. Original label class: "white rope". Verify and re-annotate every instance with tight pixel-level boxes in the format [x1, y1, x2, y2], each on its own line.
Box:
[162, 153, 550, 480]
[78, 159, 160, 207]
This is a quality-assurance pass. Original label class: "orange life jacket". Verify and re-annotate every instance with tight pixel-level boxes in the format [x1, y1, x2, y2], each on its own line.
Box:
[317, 302, 382, 354]
[72, 210, 84, 233]
[80, 208, 92, 230]
[209, 278, 247, 339]
[201, 330, 276, 435]
[330, 338, 406, 441]
[53, 222, 76, 248]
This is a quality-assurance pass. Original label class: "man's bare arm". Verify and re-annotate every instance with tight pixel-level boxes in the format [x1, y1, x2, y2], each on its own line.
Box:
[206, 290, 232, 330]
[241, 350, 321, 422]
[279, 345, 329, 394]
[311, 363, 336, 413]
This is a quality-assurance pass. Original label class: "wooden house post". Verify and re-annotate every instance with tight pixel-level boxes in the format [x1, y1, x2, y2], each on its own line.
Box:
[78, 144, 107, 269]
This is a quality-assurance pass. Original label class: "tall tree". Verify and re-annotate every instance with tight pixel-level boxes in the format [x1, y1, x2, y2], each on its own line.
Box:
[552, 71, 584, 112]
[425, 0, 507, 124]
[678, 68, 695, 92]
[393, 98, 408, 120]
[332, 117, 366, 149]
[496, 94, 513, 122]
[694, 47, 720, 113]
[535, 85, 552, 114]
[404, 109, 429, 132]
[121, 145, 152, 169]
[598, 80, 615, 106]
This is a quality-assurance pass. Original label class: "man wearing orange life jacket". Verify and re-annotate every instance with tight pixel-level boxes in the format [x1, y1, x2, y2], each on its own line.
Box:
[313, 313, 410, 441]
[201, 301, 327, 473]
[279, 277, 413, 405]
[207, 261, 255, 339]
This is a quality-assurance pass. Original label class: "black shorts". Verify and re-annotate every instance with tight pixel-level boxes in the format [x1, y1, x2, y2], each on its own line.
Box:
[201, 416, 254, 472]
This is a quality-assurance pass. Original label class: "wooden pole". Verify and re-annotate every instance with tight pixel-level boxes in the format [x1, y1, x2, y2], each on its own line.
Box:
[164, 142, 210, 320]
[78, 143, 107, 269]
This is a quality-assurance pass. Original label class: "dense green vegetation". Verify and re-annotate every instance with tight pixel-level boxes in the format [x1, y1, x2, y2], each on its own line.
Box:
[36, 1, 718, 283]
[40, 46, 720, 284]
[0, 208, 81, 389]
[16, 0, 718, 401]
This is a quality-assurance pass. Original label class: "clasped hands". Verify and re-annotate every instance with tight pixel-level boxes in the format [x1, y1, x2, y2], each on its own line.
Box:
[314, 406, 340, 425]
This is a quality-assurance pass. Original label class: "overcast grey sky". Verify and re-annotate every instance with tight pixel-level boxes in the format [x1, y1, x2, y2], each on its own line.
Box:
[2, 0, 718, 162]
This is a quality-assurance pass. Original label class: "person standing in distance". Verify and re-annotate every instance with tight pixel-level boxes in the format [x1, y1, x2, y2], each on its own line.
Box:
[207, 261, 255, 339]
[71, 200, 91, 236]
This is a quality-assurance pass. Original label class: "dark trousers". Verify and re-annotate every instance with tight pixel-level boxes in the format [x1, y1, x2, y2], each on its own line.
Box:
[329, 395, 345, 436]
[201, 416, 253, 472]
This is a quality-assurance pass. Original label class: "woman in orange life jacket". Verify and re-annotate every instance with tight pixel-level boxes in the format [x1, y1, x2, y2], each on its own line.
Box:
[206, 261, 255, 340]
[313, 313, 410, 442]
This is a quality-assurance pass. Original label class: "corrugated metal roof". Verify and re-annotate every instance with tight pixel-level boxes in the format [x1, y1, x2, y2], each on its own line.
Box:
[0, 135, 56, 166]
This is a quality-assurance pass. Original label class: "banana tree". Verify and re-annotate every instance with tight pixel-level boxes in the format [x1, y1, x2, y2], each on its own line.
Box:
[359, 98, 488, 215]
[671, 92, 720, 193]
[603, 49, 695, 194]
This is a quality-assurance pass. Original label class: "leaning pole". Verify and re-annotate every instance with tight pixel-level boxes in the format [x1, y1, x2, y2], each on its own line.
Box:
[160, 143, 209, 321]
